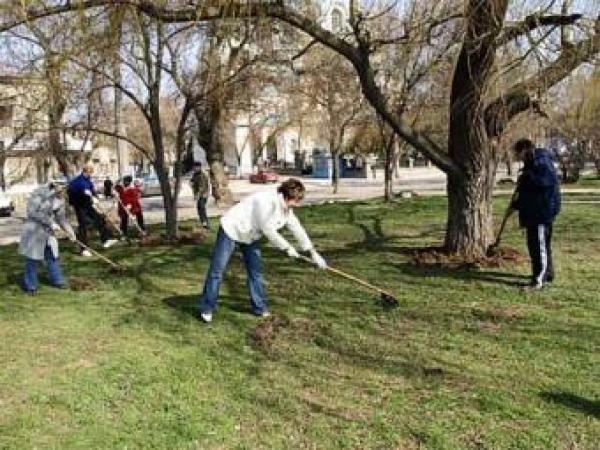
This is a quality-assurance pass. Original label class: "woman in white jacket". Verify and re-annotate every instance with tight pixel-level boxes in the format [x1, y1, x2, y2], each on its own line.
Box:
[198, 179, 327, 322]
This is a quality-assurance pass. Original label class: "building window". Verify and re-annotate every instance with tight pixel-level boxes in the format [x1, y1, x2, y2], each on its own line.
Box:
[331, 9, 343, 33]
[0, 105, 13, 127]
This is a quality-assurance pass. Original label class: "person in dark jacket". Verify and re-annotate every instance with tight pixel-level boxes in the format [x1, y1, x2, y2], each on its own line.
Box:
[103, 178, 114, 198]
[67, 163, 117, 255]
[511, 138, 561, 290]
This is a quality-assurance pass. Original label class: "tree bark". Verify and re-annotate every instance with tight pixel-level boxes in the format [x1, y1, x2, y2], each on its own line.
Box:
[331, 149, 339, 194]
[0, 153, 6, 191]
[383, 130, 396, 202]
[444, 0, 508, 257]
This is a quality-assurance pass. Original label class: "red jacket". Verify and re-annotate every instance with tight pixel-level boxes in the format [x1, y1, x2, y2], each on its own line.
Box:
[115, 185, 142, 215]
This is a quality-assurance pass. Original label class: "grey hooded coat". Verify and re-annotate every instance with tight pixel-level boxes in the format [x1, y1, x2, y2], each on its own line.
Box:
[19, 185, 74, 261]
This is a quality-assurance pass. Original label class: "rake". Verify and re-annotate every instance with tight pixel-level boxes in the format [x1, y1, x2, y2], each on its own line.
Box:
[298, 255, 399, 307]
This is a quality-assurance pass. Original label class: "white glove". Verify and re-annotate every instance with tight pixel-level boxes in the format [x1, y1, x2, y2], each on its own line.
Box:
[51, 222, 61, 232]
[310, 249, 328, 269]
[286, 246, 299, 259]
[84, 189, 93, 197]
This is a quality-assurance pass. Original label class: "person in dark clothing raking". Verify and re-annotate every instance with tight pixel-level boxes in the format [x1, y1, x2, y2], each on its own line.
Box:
[510, 138, 561, 291]
[67, 163, 118, 256]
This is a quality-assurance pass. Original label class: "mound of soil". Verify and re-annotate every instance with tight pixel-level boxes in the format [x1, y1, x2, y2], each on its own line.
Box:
[69, 276, 99, 291]
[138, 230, 207, 247]
[410, 246, 526, 269]
[250, 315, 290, 352]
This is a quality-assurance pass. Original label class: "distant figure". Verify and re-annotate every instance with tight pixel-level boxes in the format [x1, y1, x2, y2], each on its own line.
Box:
[103, 178, 113, 198]
[190, 163, 210, 229]
[19, 182, 76, 294]
[510, 138, 561, 291]
[371, 163, 376, 179]
[115, 175, 146, 237]
[67, 163, 117, 255]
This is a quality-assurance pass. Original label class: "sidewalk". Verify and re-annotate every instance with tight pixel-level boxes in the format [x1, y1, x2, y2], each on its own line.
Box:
[1, 170, 599, 246]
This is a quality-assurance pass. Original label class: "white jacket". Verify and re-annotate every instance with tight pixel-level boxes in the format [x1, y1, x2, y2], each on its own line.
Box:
[220, 190, 313, 251]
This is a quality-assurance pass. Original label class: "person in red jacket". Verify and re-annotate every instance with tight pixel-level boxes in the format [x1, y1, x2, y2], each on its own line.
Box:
[114, 175, 146, 237]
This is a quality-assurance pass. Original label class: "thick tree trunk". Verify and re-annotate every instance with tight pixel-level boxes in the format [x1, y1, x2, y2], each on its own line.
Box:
[445, 165, 496, 258]
[444, 0, 508, 257]
[195, 106, 233, 205]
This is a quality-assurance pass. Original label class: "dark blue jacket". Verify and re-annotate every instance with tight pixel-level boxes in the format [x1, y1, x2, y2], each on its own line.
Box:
[513, 148, 561, 226]
[68, 173, 96, 208]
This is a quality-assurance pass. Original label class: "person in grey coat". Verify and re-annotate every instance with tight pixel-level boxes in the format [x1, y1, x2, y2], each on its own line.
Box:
[19, 183, 77, 294]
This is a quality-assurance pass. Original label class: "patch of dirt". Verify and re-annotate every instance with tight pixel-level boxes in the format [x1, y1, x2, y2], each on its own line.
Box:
[410, 246, 526, 269]
[138, 230, 207, 247]
[471, 305, 526, 323]
[476, 321, 503, 334]
[249, 316, 323, 355]
[250, 315, 290, 352]
[69, 276, 99, 291]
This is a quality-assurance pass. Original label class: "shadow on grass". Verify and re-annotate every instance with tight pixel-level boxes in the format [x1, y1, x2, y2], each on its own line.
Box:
[162, 293, 257, 319]
[540, 391, 600, 418]
[391, 262, 529, 288]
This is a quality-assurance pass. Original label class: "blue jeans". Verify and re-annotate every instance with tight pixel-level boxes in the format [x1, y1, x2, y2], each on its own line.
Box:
[198, 227, 267, 315]
[23, 245, 66, 292]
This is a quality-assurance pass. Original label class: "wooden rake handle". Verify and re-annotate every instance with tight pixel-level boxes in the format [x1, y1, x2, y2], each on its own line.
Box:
[298, 255, 395, 298]
[75, 238, 123, 269]
[114, 194, 145, 235]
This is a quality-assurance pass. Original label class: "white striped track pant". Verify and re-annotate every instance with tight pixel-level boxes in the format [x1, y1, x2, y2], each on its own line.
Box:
[525, 223, 554, 287]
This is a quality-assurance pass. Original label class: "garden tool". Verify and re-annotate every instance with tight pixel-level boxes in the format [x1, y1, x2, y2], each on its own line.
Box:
[487, 185, 519, 256]
[74, 237, 124, 271]
[93, 199, 125, 238]
[298, 255, 399, 307]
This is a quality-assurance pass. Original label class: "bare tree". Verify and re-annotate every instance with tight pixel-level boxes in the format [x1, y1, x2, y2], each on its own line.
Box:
[2, 0, 598, 258]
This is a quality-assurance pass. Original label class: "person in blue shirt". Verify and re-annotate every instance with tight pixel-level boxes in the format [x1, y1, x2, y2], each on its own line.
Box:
[67, 163, 117, 255]
[510, 138, 561, 290]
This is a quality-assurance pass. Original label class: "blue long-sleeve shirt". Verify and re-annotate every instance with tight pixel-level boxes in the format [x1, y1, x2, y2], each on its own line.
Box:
[67, 173, 96, 208]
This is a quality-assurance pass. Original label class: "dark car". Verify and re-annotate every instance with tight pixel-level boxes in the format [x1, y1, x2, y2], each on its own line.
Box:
[0, 191, 15, 217]
[249, 170, 278, 184]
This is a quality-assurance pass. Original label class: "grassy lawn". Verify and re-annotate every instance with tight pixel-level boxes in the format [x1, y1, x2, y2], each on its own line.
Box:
[569, 174, 600, 188]
[0, 195, 598, 449]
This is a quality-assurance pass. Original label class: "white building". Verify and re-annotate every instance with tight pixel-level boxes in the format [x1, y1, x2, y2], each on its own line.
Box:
[221, 0, 351, 175]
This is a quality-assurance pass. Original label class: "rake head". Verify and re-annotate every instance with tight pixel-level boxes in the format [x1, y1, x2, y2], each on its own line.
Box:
[379, 293, 399, 308]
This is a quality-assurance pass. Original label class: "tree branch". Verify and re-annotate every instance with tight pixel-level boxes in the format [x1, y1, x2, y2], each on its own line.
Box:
[485, 26, 600, 137]
[496, 13, 583, 47]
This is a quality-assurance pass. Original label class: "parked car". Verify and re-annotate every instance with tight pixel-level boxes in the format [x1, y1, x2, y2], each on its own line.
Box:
[249, 170, 278, 184]
[0, 191, 15, 217]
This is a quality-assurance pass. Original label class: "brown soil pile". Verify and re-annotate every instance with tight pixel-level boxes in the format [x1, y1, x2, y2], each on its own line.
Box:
[138, 230, 207, 247]
[69, 276, 99, 291]
[250, 315, 290, 352]
[410, 246, 526, 269]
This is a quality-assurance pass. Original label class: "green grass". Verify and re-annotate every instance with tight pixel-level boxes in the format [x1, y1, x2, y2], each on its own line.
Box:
[0, 196, 598, 449]
[570, 174, 600, 188]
